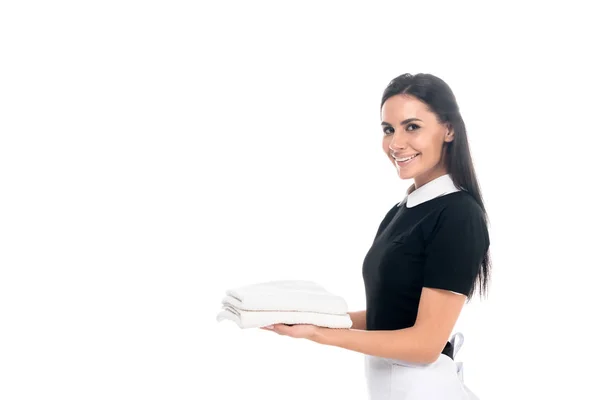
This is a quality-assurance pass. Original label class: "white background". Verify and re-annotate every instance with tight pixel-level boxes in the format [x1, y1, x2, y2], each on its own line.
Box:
[1, 1, 599, 399]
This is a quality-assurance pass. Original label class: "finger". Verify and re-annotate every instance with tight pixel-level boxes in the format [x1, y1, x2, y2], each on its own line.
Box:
[272, 324, 293, 334]
[260, 325, 285, 335]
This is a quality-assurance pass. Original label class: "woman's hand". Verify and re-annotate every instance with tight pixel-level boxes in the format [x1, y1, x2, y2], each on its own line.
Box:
[260, 324, 323, 341]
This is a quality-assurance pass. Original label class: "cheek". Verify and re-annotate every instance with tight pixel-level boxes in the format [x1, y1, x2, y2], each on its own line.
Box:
[417, 137, 446, 164]
[414, 134, 442, 154]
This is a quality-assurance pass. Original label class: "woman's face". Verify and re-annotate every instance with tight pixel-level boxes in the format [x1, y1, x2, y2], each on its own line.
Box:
[381, 94, 454, 188]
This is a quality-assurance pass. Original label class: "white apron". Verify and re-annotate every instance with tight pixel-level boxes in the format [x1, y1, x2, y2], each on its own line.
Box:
[364, 332, 480, 400]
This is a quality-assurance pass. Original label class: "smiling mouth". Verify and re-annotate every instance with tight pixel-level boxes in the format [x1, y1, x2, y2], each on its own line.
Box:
[394, 153, 420, 163]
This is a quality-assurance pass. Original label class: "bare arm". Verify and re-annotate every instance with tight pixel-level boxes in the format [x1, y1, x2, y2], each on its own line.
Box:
[314, 288, 466, 363]
[348, 310, 367, 330]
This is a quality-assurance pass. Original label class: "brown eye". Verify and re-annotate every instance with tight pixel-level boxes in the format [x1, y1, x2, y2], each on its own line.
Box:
[383, 126, 394, 135]
[406, 124, 420, 132]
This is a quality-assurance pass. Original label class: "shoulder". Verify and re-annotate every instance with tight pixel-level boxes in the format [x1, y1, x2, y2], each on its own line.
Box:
[426, 191, 489, 240]
[440, 191, 486, 219]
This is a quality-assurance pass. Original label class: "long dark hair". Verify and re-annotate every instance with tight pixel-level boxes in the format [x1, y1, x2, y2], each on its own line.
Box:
[380, 73, 491, 300]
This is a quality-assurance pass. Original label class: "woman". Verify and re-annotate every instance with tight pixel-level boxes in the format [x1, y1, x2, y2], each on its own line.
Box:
[262, 73, 491, 399]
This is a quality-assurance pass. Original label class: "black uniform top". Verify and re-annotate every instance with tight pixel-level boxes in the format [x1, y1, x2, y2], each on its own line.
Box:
[362, 175, 489, 340]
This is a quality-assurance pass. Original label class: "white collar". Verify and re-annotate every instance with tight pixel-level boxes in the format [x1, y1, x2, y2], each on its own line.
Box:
[401, 174, 460, 208]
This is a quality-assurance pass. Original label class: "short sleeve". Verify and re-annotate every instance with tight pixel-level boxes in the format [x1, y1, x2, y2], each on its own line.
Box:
[423, 200, 489, 295]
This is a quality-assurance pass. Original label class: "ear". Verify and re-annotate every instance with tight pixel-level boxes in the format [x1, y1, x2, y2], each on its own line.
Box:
[444, 126, 455, 143]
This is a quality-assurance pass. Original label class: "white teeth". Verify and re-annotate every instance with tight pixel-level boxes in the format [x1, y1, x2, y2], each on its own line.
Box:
[397, 154, 418, 162]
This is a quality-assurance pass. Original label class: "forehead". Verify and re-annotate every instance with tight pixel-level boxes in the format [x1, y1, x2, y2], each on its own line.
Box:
[381, 95, 433, 121]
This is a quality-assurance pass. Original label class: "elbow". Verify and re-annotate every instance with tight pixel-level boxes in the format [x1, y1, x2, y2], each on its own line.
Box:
[421, 341, 452, 364]
[411, 329, 450, 364]
[416, 339, 446, 364]
[394, 328, 448, 364]
[420, 350, 441, 364]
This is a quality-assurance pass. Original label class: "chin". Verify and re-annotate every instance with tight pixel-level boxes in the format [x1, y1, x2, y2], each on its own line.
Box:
[398, 172, 415, 181]
[396, 167, 419, 181]
[392, 156, 424, 179]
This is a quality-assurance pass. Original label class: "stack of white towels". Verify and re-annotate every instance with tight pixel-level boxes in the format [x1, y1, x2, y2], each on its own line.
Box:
[216, 280, 353, 329]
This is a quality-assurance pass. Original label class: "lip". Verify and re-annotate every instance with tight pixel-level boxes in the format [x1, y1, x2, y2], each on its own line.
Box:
[393, 153, 419, 159]
[394, 153, 419, 166]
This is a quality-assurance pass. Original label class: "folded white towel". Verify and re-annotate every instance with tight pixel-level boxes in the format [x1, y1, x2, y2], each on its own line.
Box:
[216, 306, 353, 329]
[224, 279, 348, 315]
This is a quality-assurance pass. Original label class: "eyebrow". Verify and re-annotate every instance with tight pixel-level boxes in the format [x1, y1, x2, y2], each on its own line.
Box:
[381, 118, 423, 126]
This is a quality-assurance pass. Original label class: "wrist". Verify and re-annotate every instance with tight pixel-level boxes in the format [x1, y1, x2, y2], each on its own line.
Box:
[311, 327, 331, 345]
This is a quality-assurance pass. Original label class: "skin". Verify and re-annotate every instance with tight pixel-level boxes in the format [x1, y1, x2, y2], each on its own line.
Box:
[381, 94, 454, 189]
[262, 95, 468, 364]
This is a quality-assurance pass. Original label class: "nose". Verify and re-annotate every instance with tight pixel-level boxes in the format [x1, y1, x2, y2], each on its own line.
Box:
[388, 131, 407, 153]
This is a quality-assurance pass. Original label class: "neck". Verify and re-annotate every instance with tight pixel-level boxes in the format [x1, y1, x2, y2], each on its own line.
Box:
[413, 167, 448, 190]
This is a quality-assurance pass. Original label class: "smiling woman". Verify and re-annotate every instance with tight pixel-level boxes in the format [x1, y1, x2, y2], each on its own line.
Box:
[262, 73, 491, 400]
[381, 103, 452, 186]
[359, 73, 491, 399]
